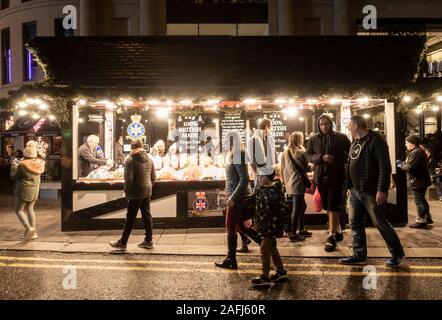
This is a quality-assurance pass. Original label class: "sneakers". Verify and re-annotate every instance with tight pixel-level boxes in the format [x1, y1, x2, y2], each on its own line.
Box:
[109, 240, 127, 251]
[409, 222, 427, 229]
[298, 230, 313, 237]
[324, 235, 337, 252]
[251, 276, 272, 286]
[137, 240, 154, 249]
[335, 232, 344, 242]
[215, 258, 238, 270]
[24, 228, 38, 241]
[385, 255, 404, 268]
[339, 256, 367, 265]
[269, 270, 288, 282]
[289, 234, 305, 242]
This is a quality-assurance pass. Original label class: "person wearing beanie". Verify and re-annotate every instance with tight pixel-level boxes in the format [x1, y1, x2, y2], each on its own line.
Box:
[397, 134, 432, 229]
[10, 140, 45, 241]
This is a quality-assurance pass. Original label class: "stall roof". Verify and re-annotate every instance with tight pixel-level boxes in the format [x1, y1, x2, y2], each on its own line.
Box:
[28, 36, 425, 96]
[4, 117, 60, 136]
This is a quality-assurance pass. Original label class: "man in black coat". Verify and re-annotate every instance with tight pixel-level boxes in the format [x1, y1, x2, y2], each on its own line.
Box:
[306, 114, 351, 252]
[397, 135, 432, 229]
[109, 139, 156, 251]
[340, 115, 404, 267]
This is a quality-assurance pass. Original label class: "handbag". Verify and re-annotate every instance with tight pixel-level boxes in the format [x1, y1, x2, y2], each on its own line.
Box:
[287, 150, 312, 189]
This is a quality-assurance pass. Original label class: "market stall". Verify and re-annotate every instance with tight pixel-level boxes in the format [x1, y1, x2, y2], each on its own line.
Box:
[5, 35, 434, 230]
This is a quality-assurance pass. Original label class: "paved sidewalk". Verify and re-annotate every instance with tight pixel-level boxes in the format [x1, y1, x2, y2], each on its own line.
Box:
[1, 193, 442, 258]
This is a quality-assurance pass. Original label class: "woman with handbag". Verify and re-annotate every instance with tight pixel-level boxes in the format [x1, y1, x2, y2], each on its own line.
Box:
[280, 132, 312, 241]
[215, 132, 260, 269]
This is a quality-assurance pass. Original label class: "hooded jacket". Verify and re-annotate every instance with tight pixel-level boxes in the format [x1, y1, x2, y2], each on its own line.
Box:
[401, 147, 431, 190]
[347, 130, 391, 193]
[11, 158, 45, 202]
[252, 180, 290, 237]
[306, 114, 351, 185]
[124, 148, 156, 199]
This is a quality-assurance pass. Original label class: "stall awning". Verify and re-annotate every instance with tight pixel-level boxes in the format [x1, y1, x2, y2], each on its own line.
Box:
[27, 36, 426, 96]
[4, 117, 60, 136]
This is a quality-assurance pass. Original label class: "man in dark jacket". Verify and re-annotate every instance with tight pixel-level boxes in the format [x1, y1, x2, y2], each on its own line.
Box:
[110, 139, 156, 250]
[340, 115, 404, 267]
[397, 135, 432, 229]
[77, 135, 110, 177]
[306, 114, 351, 252]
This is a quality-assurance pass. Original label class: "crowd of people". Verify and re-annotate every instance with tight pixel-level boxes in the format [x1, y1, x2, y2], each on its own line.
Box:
[8, 113, 441, 287]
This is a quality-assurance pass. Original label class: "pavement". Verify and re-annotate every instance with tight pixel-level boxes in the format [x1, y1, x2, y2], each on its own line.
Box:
[1, 192, 442, 258]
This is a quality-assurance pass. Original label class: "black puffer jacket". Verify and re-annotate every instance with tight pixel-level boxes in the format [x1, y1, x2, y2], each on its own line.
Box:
[124, 148, 156, 199]
[401, 147, 431, 190]
[306, 114, 351, 185]
[347, 130, 391, 193]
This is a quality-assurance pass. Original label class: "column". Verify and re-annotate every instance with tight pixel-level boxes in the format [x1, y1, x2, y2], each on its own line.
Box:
[334, 0, 350, 35]
[80, 0, 96, 36]
[277, 0, 295, 35]
[140, 0, 167, 36]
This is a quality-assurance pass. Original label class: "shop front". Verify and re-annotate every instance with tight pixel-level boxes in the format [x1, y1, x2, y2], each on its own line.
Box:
[6, 36, 430, 230]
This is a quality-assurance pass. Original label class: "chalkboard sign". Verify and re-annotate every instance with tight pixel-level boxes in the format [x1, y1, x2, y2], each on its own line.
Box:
[219, 108, 246, 153]
[176, 113, 204, 153]
[262, 111, 287, 153]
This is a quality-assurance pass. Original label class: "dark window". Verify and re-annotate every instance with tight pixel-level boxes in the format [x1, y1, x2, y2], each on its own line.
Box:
[23, 21, 37, 81]
[54, 18, 74, 37]
[1, 28, 11, 84]
[1, 0, 9, 10]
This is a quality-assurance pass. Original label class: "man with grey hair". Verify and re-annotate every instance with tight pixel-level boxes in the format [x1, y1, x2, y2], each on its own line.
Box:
[78, 134, 111, 177]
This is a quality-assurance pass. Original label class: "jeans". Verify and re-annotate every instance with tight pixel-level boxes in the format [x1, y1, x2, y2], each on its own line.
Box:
[260, 236, 285, 277]
[121, 198, 153, 245]
[348, 189, 404, 259]
[291, 195, 307, 233]
[15, 197, 36, 230]
[411, 188, 431, 223]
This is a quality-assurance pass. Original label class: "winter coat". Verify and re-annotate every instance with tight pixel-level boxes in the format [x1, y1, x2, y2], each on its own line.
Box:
[225, 151, 252, 202]
[247, 129, 276, 176]
[124, 148, 156, 199]
[306, 115, 351, 185]
[78, 143, 107, 177]
[280, 148, 309, 195]
[347, 130, 392, 193]
[11, 158, 45, 202]
[252, 180, 290, 237]
[401, 147, 432, 190]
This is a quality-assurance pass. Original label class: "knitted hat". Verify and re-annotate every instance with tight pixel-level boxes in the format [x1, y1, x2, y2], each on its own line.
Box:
[23, 140, 38, 158]
[406, 134, 421, 146]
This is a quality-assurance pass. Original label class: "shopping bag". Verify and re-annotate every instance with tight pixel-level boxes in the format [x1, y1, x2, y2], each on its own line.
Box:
[313, 187, 323, 212]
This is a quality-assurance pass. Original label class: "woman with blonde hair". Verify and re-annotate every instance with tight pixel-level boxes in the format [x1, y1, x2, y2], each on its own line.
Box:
[280, 131, 312, 241]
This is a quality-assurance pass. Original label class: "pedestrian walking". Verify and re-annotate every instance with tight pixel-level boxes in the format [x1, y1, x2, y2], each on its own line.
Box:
[249, 169, 290, 286]
[280, 131, 312, 241]
[422, 143, 442, 205]
[10, 141, 45, 241]
[215, 132, 261, 269]
[109, 139, 156, 250]
[397, 135, 432, 229]
[340, 115, 405, 267]
[306, 114, 351, 252]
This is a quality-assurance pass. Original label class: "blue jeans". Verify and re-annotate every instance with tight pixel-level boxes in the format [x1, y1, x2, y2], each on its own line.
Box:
[348, 189, 404, 259]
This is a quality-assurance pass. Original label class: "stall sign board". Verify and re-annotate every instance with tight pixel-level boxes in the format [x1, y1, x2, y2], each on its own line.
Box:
[262, 111, 287, 153]
[219, 109, 246, 153]
[175, 114, 204, 153]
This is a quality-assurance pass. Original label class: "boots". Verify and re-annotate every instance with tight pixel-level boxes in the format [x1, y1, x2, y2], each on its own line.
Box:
[237, 232, 251, 253]
[215, 235, 238, 269]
